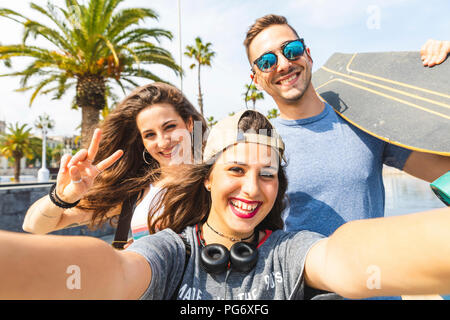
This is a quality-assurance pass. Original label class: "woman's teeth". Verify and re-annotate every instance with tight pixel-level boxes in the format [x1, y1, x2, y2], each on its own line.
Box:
[230, 199, 259, 213]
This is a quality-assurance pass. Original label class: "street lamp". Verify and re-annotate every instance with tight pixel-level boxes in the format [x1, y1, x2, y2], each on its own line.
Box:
[178, 0, 183, 92]
[35, 113, 54, 182]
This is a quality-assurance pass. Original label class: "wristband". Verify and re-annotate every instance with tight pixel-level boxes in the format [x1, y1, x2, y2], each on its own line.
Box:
[430, 171, 450, 206]
[48, 183, 80, 209]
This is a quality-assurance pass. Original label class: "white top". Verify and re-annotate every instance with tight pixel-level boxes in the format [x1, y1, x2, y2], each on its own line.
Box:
[130, 184, 163, 240]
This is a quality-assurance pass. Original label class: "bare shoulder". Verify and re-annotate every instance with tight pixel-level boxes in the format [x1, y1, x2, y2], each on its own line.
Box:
[117, 250, 152, 299]
[304, 238, 332, 292]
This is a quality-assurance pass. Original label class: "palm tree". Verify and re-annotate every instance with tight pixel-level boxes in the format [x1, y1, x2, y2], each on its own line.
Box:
[266, 108, 280, 120]
[184, 37, 215, 116]
[0, 123, 35, 182]
[206, 116, 217, 128]
[0, 0, 182, 147]
[243, 83, 264, 110]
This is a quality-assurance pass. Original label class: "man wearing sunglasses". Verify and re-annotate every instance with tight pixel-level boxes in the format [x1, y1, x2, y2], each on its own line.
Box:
[243, 14, 450, 238]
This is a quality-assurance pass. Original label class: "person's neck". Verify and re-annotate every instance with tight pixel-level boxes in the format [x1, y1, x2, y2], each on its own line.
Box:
[276, 85, 325, 120]
[201, 219, 256, 250]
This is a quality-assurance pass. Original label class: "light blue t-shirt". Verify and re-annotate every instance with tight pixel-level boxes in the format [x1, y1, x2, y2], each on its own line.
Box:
[272, 103, 412, 237]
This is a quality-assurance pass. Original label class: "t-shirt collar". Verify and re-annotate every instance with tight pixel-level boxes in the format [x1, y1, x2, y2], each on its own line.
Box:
[274, 103, 331, 126]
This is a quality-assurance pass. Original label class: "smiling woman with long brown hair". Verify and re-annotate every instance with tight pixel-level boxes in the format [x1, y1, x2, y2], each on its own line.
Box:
[23, 82, 207, 246]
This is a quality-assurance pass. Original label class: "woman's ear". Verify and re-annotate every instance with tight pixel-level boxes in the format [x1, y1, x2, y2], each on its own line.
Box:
[186, 117, 194, 133]
[204, 178, 211, 192]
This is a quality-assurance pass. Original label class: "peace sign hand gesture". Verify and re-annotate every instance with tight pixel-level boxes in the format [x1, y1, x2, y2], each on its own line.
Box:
[55, 128, 123, 204]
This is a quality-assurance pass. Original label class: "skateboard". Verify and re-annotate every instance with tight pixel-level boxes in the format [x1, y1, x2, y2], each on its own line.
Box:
[312, 51, 450, 156]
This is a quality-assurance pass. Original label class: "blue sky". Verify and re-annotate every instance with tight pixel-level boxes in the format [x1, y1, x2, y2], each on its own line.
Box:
[0, 0, 449, 136]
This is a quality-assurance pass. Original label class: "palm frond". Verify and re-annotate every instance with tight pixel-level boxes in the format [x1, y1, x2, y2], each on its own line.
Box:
[114, 28, 173, 46]
[121, 67, 166, 83]
[107, 7, 159, 40]
[27, 3, 76, 53]
[0, 8, 28, 24]
[29, 74, 61, 106]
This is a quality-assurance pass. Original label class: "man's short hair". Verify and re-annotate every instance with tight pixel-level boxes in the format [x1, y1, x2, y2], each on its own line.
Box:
[243, 14, 300, 63]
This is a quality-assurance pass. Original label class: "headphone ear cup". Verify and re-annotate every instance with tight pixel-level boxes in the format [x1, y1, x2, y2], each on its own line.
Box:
[230, 242, 258, 273]
[200, 244, 230, 274]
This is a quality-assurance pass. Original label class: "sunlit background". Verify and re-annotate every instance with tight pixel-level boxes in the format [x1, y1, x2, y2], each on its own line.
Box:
[1, 0, 449, 135]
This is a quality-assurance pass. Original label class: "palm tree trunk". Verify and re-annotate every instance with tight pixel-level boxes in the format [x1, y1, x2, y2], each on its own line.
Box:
[197, 65, 203, 115]
[81, 105, 101, 148]
[76, 75, 106, 147]
[13, 155, 21, 182]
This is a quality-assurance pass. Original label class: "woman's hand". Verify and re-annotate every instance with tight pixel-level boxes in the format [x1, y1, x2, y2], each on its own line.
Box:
[55, 129, 123, 203]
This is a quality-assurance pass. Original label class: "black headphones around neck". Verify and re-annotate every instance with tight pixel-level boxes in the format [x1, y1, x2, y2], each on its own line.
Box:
[196, 224, 259, 274]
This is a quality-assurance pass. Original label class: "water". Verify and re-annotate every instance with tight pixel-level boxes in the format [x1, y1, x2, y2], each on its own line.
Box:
[383, 168, 449, 300]
[383, 168, 445, 216]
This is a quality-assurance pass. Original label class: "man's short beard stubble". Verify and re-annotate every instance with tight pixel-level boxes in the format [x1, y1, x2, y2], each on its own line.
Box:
[272, 65, 312, 106]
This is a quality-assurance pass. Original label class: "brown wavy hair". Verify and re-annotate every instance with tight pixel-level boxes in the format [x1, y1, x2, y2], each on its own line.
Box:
[77, 82, 207, 229]
[243, 14, 300, 62]
[145, 110, 287, 234]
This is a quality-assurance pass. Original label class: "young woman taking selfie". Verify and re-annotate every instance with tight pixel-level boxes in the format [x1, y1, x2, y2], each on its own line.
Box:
[2, 110, 450, 299]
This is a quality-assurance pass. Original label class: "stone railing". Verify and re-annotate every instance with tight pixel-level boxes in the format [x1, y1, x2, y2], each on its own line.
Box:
[0, 183, 115, 238]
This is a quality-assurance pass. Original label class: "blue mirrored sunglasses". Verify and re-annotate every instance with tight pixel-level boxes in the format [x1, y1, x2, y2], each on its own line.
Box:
[252, 39, 306, 73]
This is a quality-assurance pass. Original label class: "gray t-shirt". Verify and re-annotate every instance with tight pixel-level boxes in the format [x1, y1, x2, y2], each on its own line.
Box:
[127, 225, 339, 300]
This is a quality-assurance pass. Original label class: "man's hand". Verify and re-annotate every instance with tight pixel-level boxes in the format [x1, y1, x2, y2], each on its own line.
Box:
[420, 39, 450, 67]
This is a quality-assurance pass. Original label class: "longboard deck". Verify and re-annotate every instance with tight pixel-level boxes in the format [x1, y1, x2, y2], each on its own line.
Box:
[312, 51, 450, 156]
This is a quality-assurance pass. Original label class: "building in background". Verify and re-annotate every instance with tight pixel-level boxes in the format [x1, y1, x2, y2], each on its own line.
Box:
[0, 120, 6, 170]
